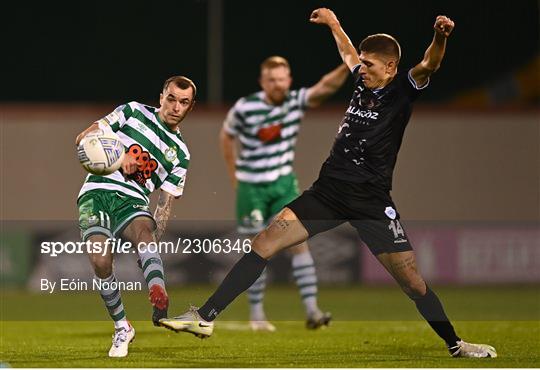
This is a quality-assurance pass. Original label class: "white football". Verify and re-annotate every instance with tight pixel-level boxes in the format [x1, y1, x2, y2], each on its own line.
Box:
[77, 129, 125, 175]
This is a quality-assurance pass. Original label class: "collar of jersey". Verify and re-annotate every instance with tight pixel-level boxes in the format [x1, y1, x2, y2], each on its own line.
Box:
[362, 71, 399, 97]
[154, 109, 181, 136]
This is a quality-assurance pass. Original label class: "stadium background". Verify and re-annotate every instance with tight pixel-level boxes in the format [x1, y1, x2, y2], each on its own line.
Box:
[0, 2, 539, 366]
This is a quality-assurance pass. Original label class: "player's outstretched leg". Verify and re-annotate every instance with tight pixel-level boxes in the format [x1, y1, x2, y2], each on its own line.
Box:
[124, 217, 169, 326]
[88, 235, 135, 358]
[160, 208, 309, 337]
[289, 242, 331, 329]
[158, 305, 214, 338]
[377, 250, 497, 358]
[247, 268, 276, 331]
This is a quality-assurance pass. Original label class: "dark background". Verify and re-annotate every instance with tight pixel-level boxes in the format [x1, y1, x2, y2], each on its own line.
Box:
[4, 0, 539, 104]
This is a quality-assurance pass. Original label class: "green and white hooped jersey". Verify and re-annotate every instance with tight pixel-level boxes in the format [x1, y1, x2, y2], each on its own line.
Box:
[78, 101, 190, 203]
[223, 88, 308, 183]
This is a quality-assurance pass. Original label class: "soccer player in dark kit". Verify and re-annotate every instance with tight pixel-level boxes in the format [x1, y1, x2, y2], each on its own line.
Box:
[160, 8, 497, 358]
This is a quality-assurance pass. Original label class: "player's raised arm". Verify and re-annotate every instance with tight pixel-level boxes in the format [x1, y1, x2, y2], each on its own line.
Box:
[153, 190, 175, 241]
[410, 15, 455, 88]
[306, 64, 349, 108]
[309, 8, 360, 71]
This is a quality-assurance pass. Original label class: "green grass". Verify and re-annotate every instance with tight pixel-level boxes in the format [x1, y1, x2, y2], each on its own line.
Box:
[1, 286, 539, 367]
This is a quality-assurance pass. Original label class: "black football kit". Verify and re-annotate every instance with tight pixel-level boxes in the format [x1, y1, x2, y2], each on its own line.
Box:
[288, 64, 428, 254]
[197, 63, 465, 352]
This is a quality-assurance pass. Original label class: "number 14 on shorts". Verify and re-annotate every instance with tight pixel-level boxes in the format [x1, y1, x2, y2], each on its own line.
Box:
[388, 220, 406, 239]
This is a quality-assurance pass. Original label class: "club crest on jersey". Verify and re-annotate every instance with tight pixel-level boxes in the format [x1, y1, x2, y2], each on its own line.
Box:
[165, 146, 177, 162]
[384, 206, 397, 220]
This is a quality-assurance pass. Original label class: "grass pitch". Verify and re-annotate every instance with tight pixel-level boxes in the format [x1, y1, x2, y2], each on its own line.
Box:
[1, 286, 539, 367]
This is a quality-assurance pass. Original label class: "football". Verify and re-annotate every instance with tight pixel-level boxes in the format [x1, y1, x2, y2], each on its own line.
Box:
[77, 129, 125, 175]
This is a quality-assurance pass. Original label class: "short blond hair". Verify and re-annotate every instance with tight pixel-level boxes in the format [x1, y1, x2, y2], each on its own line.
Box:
[260, 56, 290, 73]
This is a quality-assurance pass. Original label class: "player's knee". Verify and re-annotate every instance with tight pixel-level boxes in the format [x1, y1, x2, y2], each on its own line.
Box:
[288, 241, 309, 255]
[402, 278, 427, 299]
[251, 231, 279, 259]
[140, 225, 155, 241]
[131, 223, 155, 243]
[90, 256, 112, 278]
[123, 218, 156, 242]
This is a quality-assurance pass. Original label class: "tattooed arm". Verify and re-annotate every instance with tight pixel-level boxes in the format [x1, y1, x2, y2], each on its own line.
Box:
[153, 190, 175, 241]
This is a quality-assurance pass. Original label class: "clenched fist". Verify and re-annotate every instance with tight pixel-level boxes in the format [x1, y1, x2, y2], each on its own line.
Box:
[434, 15, 455, 38]
[309, 8, 340, 27]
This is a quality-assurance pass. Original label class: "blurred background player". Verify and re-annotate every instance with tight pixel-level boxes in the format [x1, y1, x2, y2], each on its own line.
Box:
[220, 56, 349, 331]
[75, 76, 196, 357]
[161, 9, 498, 359]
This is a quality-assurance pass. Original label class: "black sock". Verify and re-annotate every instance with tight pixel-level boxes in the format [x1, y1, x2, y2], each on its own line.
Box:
[198, 251, 267, 321]
[413, 286, 461, 347]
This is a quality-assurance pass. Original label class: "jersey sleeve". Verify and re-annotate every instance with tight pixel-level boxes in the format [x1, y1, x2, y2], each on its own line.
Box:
[160, 163, 188, 198]
[96, 103, 133, 132]
[397, 69, 430, 102]
[297, 87, 309, 110]
[222, 99, 246, 136]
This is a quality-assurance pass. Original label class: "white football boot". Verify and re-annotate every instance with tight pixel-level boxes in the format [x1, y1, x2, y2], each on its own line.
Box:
[108, 324, 135, 358]
[249, 320, 277, 332]
[159, 306, 214, 338]
[450, 340, 497, 358]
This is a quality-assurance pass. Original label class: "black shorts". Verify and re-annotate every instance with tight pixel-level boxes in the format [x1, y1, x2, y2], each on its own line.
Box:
[286, 176, 412, 255]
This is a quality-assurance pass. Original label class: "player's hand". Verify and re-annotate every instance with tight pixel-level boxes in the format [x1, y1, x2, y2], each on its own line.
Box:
[75, 126, 101, 146]
[121, 154, 138, 175]
[309, 8, 339, 27]
[434, 15, 454, 38]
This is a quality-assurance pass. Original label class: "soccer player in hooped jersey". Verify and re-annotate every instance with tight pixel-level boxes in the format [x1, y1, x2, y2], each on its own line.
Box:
[220, 56, 349, 331]
[161, 10, 498, 358]
[75, 76, 195, 357]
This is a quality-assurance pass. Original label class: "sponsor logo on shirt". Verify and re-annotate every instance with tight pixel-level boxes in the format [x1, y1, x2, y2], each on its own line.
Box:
[137, 122, 147, 133]
[346, 106, 379, 120]
[257, 124, 282, 142]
